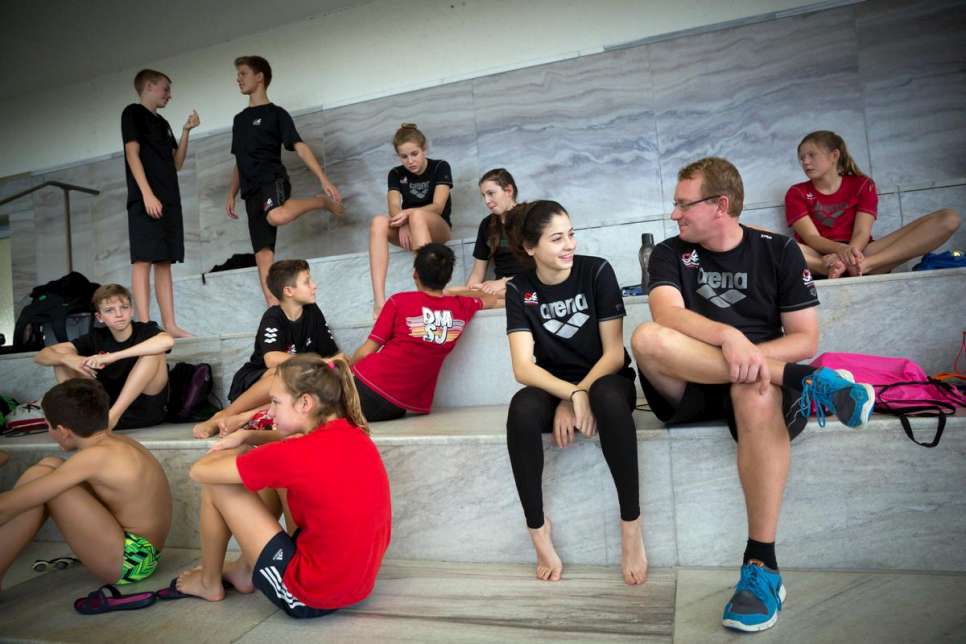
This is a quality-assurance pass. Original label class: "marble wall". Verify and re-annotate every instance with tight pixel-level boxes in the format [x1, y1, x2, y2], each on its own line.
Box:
[5, 0, 964, 309]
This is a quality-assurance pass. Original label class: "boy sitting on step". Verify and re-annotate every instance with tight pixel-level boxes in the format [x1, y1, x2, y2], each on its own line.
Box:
[35, 284, 174, 430]
[349, 243, 499, 421]
[192, 259, 341, 438]
[0, 379, 172, 590]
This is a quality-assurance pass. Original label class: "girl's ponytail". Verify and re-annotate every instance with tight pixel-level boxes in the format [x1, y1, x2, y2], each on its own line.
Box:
[330, 358, 369, 433]
[276, 354, 369, 433]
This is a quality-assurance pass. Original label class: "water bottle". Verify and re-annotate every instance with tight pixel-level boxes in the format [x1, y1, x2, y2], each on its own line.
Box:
[639, 233, 655, 291]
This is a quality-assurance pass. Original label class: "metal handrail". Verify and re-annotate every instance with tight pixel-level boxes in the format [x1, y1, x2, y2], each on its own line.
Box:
[0, 180, 100, 272]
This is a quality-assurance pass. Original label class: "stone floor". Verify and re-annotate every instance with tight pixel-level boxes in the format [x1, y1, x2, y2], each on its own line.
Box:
[1, 543, 964, 643]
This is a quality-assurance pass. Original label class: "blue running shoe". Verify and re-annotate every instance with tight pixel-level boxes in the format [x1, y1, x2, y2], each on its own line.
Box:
[799, 367, 875, 428]
[722, 560, 786, 632]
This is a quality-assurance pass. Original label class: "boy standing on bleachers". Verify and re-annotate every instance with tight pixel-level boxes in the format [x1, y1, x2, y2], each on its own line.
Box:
[122, 68, 199, 338]
[35, 284, 173, 431]
[0, 379, 172, 592]
[631, 158, 875, 633]
[227, 55, 343, 306]
[192, 259, 341, 438]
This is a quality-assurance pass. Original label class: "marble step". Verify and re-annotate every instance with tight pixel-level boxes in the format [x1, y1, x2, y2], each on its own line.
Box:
[3, 267, 964, 408]
[156, 219, 669, 335]
[2, 407, 964, 572]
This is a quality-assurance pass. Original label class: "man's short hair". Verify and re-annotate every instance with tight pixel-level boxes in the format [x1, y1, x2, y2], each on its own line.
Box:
[41, 379, 110, 437]
[678, 157, 744, 217]
[267, 259, 309, 300]
[133, 69, 171, 95]
[92, 284, 132, 310]
[234, 56, 272, 88]
[414, 243, 455, 290]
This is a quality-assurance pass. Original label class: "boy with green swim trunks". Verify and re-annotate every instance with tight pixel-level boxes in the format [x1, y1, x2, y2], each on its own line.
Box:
[0, 379, 172, 589]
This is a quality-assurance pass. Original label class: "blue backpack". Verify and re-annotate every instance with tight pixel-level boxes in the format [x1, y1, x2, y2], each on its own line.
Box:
[912, 250, 966, 271]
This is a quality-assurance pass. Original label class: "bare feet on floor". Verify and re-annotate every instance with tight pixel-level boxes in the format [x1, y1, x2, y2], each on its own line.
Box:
[176, 568, 226, 602]
[620, 517, 648, 586]
[164, 326, 194, 339]
[528, 517, 563, 582]
[823, 254, 847, 279]
[221, 558, 255, 593]
[192, 417, 221, 439]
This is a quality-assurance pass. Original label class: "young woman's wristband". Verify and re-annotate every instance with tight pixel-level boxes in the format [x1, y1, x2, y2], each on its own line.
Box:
[569, 388, 588, 401]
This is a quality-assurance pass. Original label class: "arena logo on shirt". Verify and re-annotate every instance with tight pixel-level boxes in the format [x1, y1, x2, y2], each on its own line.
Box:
[540, 294, 590, 339]
[287, 344, 297, 354]
[263, 327, 278, 343]
[253, 118, 262, 126]
[523, 292, 539, 305]
[696, 269, 748, 308]
[681, 250, 700, 269]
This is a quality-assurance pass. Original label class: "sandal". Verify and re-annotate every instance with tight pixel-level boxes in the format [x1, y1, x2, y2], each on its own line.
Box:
[74, 584, 157, 615]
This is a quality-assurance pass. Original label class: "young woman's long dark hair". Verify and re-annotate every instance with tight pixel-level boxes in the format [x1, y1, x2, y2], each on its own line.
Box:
[505, 200, 569, 270]
[479, 168, 519, 255]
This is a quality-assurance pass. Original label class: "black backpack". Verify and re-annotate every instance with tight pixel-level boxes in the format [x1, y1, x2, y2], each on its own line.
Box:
[166, 362, 222, 422]
[12, 272, 100, 352]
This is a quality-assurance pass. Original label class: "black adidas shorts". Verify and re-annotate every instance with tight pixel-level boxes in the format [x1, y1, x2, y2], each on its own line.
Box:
[244, 178, 291, 253]
[252, 530, 337, 619]
[128, 201, 185, 263]
[638, 370, 807, 442]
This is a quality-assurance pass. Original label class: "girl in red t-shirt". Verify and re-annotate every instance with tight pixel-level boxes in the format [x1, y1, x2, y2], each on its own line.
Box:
[785, 130, 960, 278]
[161, 355, 391, 618]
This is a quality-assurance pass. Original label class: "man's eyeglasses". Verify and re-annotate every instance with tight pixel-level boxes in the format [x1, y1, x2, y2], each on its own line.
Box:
[672, 194, 722, 212]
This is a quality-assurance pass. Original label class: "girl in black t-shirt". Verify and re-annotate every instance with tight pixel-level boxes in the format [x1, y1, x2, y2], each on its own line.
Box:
[464, 169, 528, 298]
[369, 123, 454, 318]
[503, 201, 647, 586]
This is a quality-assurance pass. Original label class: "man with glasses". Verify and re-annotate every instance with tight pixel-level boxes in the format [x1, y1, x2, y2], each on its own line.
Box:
[630, 157, 874, 633]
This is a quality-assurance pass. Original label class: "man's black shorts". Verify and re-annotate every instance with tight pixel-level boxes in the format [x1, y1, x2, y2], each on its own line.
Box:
[252, 530, 337, 619]
[244, 178, 291, 253]
[638, 370, 807, 441]
[128, 201, 184, 263]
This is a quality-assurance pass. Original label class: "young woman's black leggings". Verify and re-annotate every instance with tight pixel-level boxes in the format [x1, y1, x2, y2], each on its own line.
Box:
[506, 374, 640, 529]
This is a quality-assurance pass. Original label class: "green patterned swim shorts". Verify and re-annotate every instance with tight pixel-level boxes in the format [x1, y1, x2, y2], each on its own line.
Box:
[117, 531, 160, 585]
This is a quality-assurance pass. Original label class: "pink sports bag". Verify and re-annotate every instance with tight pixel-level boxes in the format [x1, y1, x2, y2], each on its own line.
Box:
[811, 352, 966, 448]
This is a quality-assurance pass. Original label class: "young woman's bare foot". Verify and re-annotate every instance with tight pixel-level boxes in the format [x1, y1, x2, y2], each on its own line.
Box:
[318, 194, 345, 217]
[620, 518, 648, 585]
[176, 568, 225, 602]
[528, 517, 563, 581]
[221, 558, 255, 593]
[218, 413, 250, 437]
[165, 326, 195, 339]
[192, 417, 222, 439]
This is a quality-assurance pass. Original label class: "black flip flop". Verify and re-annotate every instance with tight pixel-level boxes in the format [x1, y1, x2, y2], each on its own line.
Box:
[156, 577, 235, 600]
[74, 584, 157, 615]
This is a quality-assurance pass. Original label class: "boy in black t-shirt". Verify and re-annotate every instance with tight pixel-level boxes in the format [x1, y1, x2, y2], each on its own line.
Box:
[631, 158, 875, 633]
[34, 284, 174, 430]
[122, 69, 200, 338]
[227, 55, 344, 306]
[192, 259, 340, 439]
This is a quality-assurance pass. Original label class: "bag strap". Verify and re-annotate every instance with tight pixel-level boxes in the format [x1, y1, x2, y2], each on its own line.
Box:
[873, 403, 947, 448]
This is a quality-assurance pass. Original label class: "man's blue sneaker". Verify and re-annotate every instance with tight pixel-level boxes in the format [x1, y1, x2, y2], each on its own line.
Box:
[722, 560, 786, 632]
[800, 367, 875, 428]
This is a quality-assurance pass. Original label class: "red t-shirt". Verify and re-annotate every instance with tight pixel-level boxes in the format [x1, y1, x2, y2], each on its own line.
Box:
[784, 175, 878, 242]
[236, 418, 391, 609]
[352, 291, 483, 413]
